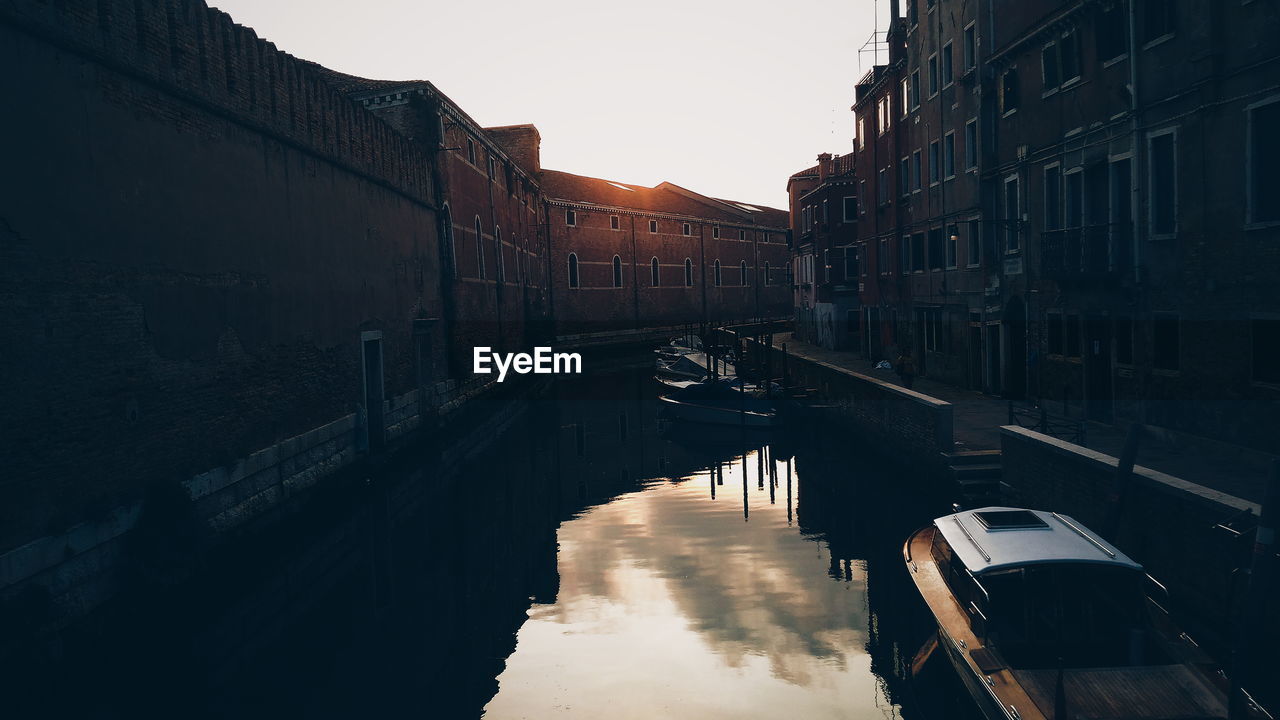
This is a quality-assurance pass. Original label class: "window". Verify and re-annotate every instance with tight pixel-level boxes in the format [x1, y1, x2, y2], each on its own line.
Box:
[900, 157, 911, 196]
[467, 138, 476, 164]
[1065, 170, 1083, 228]
[1001, 69, 1020, 114]
[764, 261, 771, 285]
[965, 119, 978, 170]
[902, 78, 911, 117]
[1248, 99, 1280, 224]
[612, 255, 623, 288]
[649, 219, 658, 233]
[1048, 313, 1064, 355]
[929, 140, 941, 184]
[610, 215, 620, 230]
[966, 219, 981, 266]
[941, 42, 953, 88]
[684, 258, 694, 287]
[1115, 316, 1134, 364]
[1142, 0, 1176, 44]
[928, 228, 944, 270]
[843, 196, 858, 222]
[1148, 130, 1177, 236]
[928, 54, 939, 97]
[487, 155, 495, 179]
[910, 69, 921, 109]
[912, 150, 923, 191]
[1042, 42, 1060, 91]
[1065, 314, 1080, 358]
[1004, 176, 1021, 252]
[682, 222, 691, 236]
[907, 0, 918, 26]
[943, 132, 956, 179]
[1098, 3, 1129, 61]
[1253, 319, 1280, 383]
[1060, 30, 1080, 84]
[650, 257, 660, 286]
[495, 226, 504, 282]
[879, 168, 889, 205]
[963, 23, 977, 71]
[879, 96, 892, 133]
[566, 209, 577, 227]
[911, 232, 925, 272]
[946, 224, 959, 268]
[713, 225, 720, 239]
[822, 199, 829, 226]
[739, 229, 746, 241]
[713, 259, 722, 286]
[823, 249, 830, 283]
[858, 117, 866, 149]
[844, 246, 860, 278]
[1044, 165, 1062, 231]
[475, 216, 486, 279]
[740, 260, 749, 286]
[567, 252, 579, 288]
[1153, 314, 1180, 370]
[879, 238, 889, 275]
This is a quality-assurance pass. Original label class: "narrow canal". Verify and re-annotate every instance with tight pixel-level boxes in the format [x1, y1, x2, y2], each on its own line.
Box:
[8, 360, 984, 719]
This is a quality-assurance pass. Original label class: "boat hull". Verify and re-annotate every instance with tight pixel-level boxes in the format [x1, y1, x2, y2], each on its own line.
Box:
[657, 395, 779, 428]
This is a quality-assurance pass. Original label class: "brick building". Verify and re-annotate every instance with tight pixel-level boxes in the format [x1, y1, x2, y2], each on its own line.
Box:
[788, 153, 861, 350]
[543, 172, 791, 338]
[791, 0, 1280, 451]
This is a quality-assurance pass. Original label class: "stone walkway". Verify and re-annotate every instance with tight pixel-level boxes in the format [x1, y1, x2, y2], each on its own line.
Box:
[776, 333, 1275, 504]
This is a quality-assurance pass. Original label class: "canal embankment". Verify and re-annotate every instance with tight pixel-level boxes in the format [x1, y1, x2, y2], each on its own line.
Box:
[747, 332, 1279, 678]
[0, 373, 511, 633]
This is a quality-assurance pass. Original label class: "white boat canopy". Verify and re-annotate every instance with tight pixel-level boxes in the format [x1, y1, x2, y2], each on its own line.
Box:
[934, 506, 1143, 575]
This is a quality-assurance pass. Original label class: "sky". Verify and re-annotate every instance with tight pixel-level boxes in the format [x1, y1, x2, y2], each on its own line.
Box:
[208, 1, 891, 209]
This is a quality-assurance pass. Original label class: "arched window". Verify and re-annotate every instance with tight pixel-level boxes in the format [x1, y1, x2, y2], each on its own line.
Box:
[684, 258, 693, 287]
[441, 204, 456, 278]
[568, 253, 580, 288]
[495, 225, 505, 282]
[651, 257, 660, 287]
[764, 261, 771, 286]
[713, 259, 722, 287]
[474, 216, 485, 279]
[740, 260, 748, 286]
[612, 255, 623, 288]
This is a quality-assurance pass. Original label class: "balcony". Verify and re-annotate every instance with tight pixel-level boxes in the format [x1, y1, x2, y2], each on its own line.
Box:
[1040, 224, 1133, 288]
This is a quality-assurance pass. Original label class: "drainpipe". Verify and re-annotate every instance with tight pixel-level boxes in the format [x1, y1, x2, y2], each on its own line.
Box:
[1128, 0, 1141, 286]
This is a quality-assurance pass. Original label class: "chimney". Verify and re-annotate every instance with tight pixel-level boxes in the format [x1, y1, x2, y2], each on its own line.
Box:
[483, 124, 541, 175]
[817, 153, 832, 183]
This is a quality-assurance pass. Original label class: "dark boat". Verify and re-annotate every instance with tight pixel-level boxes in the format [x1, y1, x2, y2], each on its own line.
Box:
[904, 506, 1271, 720]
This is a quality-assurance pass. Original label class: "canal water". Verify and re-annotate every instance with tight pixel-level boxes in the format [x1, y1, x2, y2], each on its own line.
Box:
[6, 361, 984, 719]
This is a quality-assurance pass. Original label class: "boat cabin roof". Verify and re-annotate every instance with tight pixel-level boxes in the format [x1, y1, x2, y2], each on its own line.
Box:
[934, 506, 1143, 575]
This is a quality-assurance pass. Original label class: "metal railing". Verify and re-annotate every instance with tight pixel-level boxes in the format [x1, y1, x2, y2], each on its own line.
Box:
[1008, 400, 1087, 446]
[1040, 223, 1132, 283]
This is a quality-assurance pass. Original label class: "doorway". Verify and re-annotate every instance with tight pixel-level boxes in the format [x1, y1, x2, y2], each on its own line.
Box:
[1002, 296, 1027, 400]
[1084, 314, 1113, 422]
[361, 331, 385, 452]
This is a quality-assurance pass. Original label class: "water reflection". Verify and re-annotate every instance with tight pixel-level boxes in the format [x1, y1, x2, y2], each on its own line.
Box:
[5, 363, 981, 719]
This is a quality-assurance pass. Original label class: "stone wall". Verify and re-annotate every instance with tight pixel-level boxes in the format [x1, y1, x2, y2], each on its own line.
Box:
[1000, 425, 1278, 644]
[751, 340, 955, 471]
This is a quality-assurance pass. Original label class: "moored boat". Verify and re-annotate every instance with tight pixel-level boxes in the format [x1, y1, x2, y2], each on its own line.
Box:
[656, 376, 780, 428]
[903, 506, 1270, 720]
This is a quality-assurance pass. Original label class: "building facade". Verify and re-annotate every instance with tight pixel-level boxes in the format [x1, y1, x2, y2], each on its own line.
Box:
[791, 0, 1280, 450]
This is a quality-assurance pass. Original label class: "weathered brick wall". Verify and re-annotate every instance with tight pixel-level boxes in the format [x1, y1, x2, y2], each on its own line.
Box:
[0, 2, 449, 554]
[550, 211, 792, 336]
[1000, 426, 1278, 645]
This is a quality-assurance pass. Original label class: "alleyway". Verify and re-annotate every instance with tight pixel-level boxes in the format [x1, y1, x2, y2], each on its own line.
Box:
[777, 334, 1274, 505]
